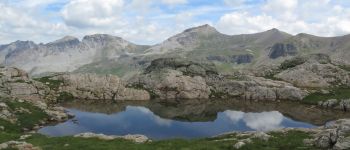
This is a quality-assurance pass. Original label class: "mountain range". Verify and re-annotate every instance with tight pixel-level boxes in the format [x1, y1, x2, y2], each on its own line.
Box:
[1, 24, 349, 77]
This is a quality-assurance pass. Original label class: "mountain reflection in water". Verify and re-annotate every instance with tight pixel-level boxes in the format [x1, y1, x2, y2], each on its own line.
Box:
[39, 99, 350, 139]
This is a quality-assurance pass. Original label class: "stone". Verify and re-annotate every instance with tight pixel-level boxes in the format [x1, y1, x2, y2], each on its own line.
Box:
[339, 99, 350, 111]
[122, 134, 149, 143]
[334, 136, 350, 150]
[319, 99, 338, 108]
[0, 141, 40, 150]
[233, 141, 246, 149]
[74, 133, 149, 143]
[19, 135, 32, 140]
[253, 132, 271, 141]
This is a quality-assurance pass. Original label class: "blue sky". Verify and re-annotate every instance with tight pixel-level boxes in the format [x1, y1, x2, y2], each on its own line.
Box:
[1, 0, 350, 45]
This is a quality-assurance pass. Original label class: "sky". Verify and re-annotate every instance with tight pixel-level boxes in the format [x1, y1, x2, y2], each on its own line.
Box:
[1, 0, 350, 45]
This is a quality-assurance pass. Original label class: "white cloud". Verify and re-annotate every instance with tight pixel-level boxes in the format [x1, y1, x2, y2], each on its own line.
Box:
[217, 12, 280, 34]
[1, 0, 350, 45]
[243, 111, 284, 131]
[62, 0, 124, 28]
[223, 110, 244, 123]
[161, 0, 187, 6]
[216, 0, 350, 37]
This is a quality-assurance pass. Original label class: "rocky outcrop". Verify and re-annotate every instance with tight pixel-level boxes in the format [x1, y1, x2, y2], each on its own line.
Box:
[128, 58, 216, 100]
[130, 58, 307, 101]
[131, 69, 211, 99]
[0, 67, 69, 124]
[0, 67, 52, 102]
[0, 141, 40, 150]
[309, 119, 350, 150]
[269, 43, 298, 59]
[274, 54, 350, 88]
[319, 99, 350, 112]
[56, 73, 150, 101]
[206, 54, 254, 64]
[144, 57, 218, 77]
[207, 75, 308, 101]
[74, 132, 149, 143]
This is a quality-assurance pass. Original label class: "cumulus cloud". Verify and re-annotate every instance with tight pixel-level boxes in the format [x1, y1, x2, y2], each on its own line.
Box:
[216, 0, 350, 36]
[1, 0, 350, 45]
[62, 0, 124, 28]
[243, 111, 284, 131]
[223, 110, 284, 131]
[223, 110, 244, 124]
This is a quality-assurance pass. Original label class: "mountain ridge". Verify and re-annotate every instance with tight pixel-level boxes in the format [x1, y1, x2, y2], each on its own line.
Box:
[1, 24, 350, 76]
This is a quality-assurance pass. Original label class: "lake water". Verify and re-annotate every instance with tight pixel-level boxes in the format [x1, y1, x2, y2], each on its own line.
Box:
[38, 99, 349, 140]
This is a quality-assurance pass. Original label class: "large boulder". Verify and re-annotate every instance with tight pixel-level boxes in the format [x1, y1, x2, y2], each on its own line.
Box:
[275, 54, 350, 88]
[131, 69, 210, 100]
[144, 57, 218, 77]
[131, 58, 307, 101]
[0, 67, 50, 102]
[311, 119, 350, 150]
[57, 73, 150, 101]
[207, 75, 308, 101]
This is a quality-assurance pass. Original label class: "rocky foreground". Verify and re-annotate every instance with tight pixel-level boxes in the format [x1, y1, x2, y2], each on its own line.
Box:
[0, 53, 350, 149]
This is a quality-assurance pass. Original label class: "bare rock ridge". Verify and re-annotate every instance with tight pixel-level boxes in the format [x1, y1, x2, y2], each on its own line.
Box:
[1, 24, 350, 77]
[0, 34, 148, 75]
[129, 57, 307, 101]
[56, 73, 150, 101]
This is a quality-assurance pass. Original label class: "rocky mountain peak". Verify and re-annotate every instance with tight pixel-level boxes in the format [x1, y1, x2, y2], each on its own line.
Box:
[9, 40, 37, 49]
[183, 24, 218, 34]
[82, 34, 123, 42]
[82, 34, 126, 47]
[47, 36, 80, 46]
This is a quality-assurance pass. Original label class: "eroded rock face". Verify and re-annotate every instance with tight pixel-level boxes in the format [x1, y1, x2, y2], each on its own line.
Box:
[144, 58, 218, 77]
[0, 67, 51, 102]
[57, 73, 150, 101]
[276, 62, 350, 88]
[274, 54, 350, 88]
[207, 75, 308, 101]
[269, 43, 297, 59]
[132, 69, 211, 99]
[131, 58, 307, 101]
[311, 119, 350, 150]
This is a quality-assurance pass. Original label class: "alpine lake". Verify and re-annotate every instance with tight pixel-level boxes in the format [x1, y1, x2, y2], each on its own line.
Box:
[39, 99, 350, 140]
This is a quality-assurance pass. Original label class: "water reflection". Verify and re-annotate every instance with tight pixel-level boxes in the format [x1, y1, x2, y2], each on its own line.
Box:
[37, 99, 349, 139]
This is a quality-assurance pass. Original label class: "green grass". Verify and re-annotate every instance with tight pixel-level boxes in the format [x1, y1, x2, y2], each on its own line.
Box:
[0, 132, 20, 143]
[34, 76, 63, 90]
[26, 134, 235, 150]
[302, 88, 350, 105]
[24, 131, 316, 150]
[5, 100, 49, 130]
[241, 131, 316, 150]
[0, 98, 49, 143]
[13, 79, 26, 83]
